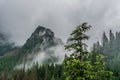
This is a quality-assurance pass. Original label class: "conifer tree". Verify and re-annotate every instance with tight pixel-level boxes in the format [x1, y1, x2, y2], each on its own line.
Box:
[109, 30, 115, 43]
[64, 23, 113, 80]
[65, 22, 91, 61]
[102, 32, 108, 47]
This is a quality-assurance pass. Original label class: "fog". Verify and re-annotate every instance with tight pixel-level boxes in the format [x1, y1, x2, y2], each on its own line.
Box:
[0, 0, 120, 48]
[14, 45, 68, 70]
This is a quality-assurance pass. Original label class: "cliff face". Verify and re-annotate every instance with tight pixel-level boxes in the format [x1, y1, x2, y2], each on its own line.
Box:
[21, 26, 63, 54]
[16, 26, 64, 64]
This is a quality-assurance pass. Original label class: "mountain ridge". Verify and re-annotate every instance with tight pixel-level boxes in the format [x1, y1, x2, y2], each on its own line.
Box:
[0, 25, 65, 72]
[20, 26, 63, 55]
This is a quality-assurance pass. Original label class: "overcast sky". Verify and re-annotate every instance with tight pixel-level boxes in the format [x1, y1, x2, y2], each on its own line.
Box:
[0, 0, 120, 48]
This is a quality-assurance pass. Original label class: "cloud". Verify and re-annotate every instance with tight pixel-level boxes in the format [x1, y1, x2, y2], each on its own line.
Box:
[0, 0, 120, 47]
[14, 45, 67, 70]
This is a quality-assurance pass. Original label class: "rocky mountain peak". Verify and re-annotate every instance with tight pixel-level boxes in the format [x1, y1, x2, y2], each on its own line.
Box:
[21, 26, 63, 54]
[34, 26, 54, 38]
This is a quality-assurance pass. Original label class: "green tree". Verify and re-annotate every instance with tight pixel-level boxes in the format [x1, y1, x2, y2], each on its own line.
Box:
[92, 41, 101, 54]
[109, 30, 115, 43]
[64, 23, 113, 80]
[64, 23, 93, 80]
[93, 54, 113, 80]
[65, 22, 91, 61]
[102, 32, 108, 47]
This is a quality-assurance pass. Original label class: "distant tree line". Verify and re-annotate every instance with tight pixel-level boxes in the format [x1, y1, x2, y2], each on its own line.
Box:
[92, 30, 120, 80]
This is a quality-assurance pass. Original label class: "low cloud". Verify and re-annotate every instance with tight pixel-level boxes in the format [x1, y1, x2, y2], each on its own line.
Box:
[14, 45, 68, 70]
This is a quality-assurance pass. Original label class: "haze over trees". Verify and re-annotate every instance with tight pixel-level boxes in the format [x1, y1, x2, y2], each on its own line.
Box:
[92, 30, 120, 80]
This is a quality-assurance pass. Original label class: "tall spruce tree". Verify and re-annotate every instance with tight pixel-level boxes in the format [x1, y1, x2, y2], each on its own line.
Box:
[92, 41, 101, 54]
[65, 22, 91, 61]
[109, 30, 116, 57]
[64, 23, 113, 80]
[102, 32, 108, 47]
[109, 30, 115, 43]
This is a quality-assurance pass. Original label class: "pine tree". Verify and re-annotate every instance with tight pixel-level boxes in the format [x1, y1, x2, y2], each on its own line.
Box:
[65, 22, 91, 61]
[64, 23, 113, 80]
[102, 32, 108, 47]
[109, 30, 115, 43]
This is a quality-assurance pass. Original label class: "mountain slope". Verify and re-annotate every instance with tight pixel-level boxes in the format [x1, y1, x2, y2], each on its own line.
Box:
[20, 26, 63, 55]
[0, 26, 64, 71]
[15, 26, 64, 69]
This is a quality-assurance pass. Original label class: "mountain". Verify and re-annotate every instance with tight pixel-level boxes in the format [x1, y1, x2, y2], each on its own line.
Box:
[0, 26, 64, 72]
[15, 26, 64, 68]
[20, 26, 63, 55]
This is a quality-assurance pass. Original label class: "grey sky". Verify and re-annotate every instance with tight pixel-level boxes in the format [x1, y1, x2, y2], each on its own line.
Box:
[0, 0, 120, 47]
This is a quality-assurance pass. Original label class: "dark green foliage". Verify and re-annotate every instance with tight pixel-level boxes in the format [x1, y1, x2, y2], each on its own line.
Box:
[109, 30, 115, 43]
[92, 30, 120, 79]
[92, 42, 101, 54]
[102, 32, 108, 46]
[3, 64, 64, 80]
[92, 30, 116, 58]
[0, 55, 18, 73]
